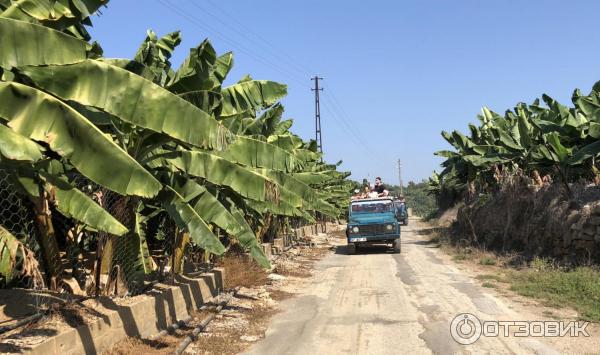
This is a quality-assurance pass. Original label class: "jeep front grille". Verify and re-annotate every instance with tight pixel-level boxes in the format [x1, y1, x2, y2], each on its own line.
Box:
[358, 224, 390, 235]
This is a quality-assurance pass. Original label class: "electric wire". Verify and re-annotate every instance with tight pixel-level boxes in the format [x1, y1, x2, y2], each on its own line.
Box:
[154, 0, 375, 158]
[154, 0, 312, 89]
[186, 0, 313, 79]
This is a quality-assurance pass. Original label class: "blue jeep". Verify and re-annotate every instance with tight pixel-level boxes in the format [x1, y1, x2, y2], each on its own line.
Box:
[346, 197, 401, 254]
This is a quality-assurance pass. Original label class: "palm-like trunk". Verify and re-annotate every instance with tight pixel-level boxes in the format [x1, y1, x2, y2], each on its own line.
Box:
[30, 191, 62, 291]
[172, 228, 190, 279]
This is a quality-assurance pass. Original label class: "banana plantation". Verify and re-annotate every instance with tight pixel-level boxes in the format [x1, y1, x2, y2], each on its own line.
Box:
[0, 0, 352, 296]
[429, 83, 600, 206]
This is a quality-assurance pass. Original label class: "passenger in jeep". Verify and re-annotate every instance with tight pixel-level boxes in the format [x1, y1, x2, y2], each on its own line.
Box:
[373, 177, 389, 197]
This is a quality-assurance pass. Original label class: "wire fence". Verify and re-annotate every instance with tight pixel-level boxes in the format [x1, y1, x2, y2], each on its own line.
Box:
[0, 169, 170, 298]
[0, 167, 331, 300]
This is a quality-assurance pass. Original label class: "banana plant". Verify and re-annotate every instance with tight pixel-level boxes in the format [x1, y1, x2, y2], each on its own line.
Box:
[432, 78, 600, 205]
[0, 2, 354, 295]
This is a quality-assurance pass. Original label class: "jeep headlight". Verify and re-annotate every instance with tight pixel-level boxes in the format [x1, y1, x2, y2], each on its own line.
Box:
[386, 224, 394, 231]
[352, 226, 359, 233]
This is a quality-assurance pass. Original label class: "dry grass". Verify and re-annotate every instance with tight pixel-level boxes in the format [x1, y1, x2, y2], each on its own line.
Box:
[269, 289, 294, 301]
[218, 254, 268, 289]
[276, 262, 312, 278]
[104, 336, 180, 355]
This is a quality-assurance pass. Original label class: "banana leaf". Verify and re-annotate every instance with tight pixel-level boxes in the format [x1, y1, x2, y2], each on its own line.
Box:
[18, 59, 234, 150]
[0, 225, 27, 284]
[168, 39, 218, 93]
[189, 187, 269, 268]
[0, 81, 161, 197]
[1, 0, 107, 40]
[0, 123, 43, 161]
[569, 141, 600, 165]
[165, 177, 266, 260]
[158, 186, 225, 255]
[160, 150, 300, 205]
[220, 80, 287, 118]
[178, 90, 222, 114]
[217, 136, 304, 173]
[40, 172, 128, 236]
[214, 52, 233, 84]
[0, 17, 89, 68]
[291, 171, 335, 185]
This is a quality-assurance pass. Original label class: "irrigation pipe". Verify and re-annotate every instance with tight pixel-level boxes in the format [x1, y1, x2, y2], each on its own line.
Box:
[146, 315, 192, 341]
[0, 312, 44, 334]
[174, 292, 235, 355]
[0, 294, 91, 335]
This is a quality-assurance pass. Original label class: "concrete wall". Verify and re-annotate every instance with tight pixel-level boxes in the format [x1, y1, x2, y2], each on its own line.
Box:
[23, 269, 224, 355]
[269, 222, 346, 255]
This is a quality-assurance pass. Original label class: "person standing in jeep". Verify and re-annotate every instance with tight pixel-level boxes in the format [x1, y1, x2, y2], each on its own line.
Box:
[373, 177, 389, 197]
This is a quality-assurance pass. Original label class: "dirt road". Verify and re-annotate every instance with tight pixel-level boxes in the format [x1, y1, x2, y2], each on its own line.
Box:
[244, 219, 591, 355]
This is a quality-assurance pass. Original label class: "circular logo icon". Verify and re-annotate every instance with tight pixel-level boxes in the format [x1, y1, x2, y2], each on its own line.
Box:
[450, 313, 482, 345]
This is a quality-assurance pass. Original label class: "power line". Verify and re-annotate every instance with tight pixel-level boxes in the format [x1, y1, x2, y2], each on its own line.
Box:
[154, 0, 311, 89]
[321, 90, 375, 155]
[320, 98, 373, 155]
[155, 0, 373, 160]
[187, 0, 314, 79]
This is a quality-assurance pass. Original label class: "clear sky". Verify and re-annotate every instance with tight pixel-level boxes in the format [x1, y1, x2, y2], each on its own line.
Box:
[88, 0, 600, 185]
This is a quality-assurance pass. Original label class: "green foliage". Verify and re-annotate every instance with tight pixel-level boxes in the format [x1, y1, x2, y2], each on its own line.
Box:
[510, 266, 600, 321]
[430, 80, 600, 207]
[387, 180, 437, 217]
[0, 0, 353, 293]
[479, 257, 497, 266]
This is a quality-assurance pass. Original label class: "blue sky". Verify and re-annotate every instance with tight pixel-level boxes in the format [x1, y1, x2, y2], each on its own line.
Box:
[89, 0, 600, 185]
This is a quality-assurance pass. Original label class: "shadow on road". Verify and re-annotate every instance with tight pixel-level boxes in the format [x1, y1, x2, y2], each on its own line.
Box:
[334, 244, 396, 255]
[404, 239, 440, 248]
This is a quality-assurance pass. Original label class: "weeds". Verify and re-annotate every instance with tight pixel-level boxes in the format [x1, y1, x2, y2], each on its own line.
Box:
[509, 265, 600, 321]
[475, 274, 506, 282]
[452, 254, 468, 261]
[479, 257, 497, 266]
[218, 254, 268, 289]
[431, 226, 600, 322]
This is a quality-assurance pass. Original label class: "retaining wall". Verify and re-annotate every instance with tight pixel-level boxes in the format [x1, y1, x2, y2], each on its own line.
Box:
[454, 182, 600, 264]
[20, 269, 224, 355]
[268, 222, 345, 255]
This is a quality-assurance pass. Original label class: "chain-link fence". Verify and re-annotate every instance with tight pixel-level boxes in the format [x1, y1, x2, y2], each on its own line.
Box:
[0, 166, 327, 299]
[0, 170, 43, 291]
[0, 169, 176, 298]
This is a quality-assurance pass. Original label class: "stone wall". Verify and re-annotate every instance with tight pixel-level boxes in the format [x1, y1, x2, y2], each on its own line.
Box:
[453, 182, 600, 264]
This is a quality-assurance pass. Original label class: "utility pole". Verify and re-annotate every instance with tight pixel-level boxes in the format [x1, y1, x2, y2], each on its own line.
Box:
[397, 159, 403, 195]
[311, 76, 323, 161]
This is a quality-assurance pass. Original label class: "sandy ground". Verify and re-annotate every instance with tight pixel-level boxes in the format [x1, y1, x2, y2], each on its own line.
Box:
[244, 218, 599, 355]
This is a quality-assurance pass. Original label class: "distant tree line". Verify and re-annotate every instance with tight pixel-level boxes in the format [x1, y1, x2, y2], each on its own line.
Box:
[352, 179, 436, 217]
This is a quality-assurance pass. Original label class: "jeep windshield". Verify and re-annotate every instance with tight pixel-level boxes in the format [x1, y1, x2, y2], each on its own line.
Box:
[350, 199, 394, 214]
